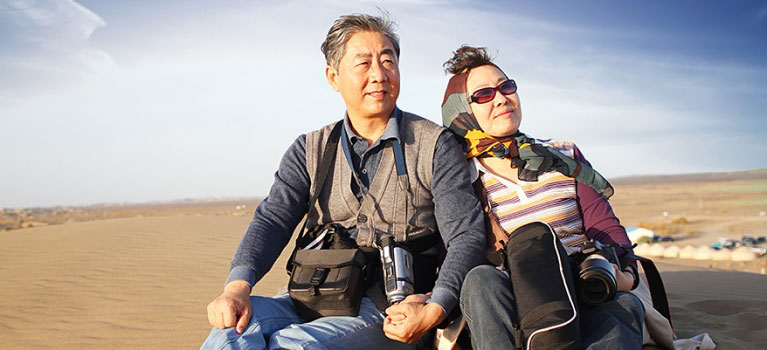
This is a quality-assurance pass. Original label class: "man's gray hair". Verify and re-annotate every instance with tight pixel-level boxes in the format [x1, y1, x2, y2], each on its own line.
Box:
[321, 13, 400, 70]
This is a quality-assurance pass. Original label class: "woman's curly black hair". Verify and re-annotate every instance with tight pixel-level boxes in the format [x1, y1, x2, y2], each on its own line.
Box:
[443, 45, 497, 74]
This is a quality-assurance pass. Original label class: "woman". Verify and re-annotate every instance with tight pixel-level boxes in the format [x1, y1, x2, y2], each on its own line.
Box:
[441, 46, 644, 349]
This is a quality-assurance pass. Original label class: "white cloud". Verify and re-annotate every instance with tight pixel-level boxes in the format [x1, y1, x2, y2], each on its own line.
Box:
[0, 0, 764, 206]
[2, 0, 104, 44]
[0, 0, 118, 98]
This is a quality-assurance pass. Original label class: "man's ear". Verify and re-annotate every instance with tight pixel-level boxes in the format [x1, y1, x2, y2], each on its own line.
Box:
[326, 65, 340, 92]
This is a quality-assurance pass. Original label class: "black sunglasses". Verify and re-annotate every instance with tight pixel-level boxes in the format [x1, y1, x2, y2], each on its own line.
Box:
[469, 79, 517, 104]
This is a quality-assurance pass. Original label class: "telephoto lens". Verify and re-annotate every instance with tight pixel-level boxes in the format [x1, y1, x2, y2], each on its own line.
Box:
[576, 254, 617, 306]
[379, 236, 414, 304]
[575, 240, 619, 306]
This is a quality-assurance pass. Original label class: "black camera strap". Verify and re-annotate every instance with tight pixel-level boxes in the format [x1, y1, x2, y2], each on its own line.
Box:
[625, 254, 672, 323]
[340, 108, 409, 195]
[340, 109, 414, 248]
[286, 120, 343, 274]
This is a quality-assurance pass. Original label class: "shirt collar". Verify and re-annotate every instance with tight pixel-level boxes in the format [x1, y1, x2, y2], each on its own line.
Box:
[343, 107, 401, 146]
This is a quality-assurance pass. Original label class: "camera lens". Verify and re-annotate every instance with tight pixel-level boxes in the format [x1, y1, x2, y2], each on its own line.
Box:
[577, 254, 617, 306]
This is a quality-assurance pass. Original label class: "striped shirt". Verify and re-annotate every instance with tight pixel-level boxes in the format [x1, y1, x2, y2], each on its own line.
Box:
[473, 139, 589, 249]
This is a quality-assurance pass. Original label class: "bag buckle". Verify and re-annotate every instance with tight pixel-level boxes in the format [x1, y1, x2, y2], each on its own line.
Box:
[309, 268, 328, 296]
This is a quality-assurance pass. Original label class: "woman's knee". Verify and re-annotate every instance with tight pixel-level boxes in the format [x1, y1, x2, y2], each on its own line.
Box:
[589, 292, 645, 334]
[462, 266, 499, 295]
[613, 292, 644, 314]
[464, 265, 506, 287]
[614, 292, 645, 323]
[460, 265, 512, 308]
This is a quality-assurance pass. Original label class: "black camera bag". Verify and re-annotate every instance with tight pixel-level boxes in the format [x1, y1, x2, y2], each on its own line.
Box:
[283, 121, 368, 321]
[288, 248, 366, 321]
[505, 222, 580, 350]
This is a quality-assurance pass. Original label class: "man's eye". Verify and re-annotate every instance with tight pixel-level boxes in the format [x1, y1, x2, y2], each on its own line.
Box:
[356, 62, 370, 67]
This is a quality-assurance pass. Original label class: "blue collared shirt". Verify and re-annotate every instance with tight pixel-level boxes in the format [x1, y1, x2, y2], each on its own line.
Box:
[226, 108, 485, 314]
[343, 109, 401, 198]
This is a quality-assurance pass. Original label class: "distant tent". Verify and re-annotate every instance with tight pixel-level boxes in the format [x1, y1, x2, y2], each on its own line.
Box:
[626, 227, 655, 244]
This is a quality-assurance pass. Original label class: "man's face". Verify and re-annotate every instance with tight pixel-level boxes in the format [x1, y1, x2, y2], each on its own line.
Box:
[326, 31, 400, 120]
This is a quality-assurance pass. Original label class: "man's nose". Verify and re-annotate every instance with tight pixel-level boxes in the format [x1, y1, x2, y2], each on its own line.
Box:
[369, 60, 387, 83]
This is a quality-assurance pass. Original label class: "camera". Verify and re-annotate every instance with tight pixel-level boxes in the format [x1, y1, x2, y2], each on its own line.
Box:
[379, 235, 414, 304]
[572, 239, 620, 306]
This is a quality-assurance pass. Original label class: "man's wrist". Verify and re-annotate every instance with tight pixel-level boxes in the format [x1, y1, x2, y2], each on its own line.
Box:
[224, 280, 252, 296]
[424, 302, 447, 327]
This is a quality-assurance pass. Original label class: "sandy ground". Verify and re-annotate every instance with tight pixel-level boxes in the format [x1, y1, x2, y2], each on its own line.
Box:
[656, 262, 767, 350]
[1, 214, 765, 349]
[609, 176, 767, 246]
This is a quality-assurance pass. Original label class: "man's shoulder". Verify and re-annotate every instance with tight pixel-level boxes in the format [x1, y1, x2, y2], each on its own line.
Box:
[401, 110, 444, 130]
[304, 120, 343, 143]
[313, 119, 343, 134]
[400, 111, 447, 143]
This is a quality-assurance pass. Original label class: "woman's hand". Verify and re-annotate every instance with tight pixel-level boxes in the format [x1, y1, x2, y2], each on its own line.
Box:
[612, 264, 636, 292]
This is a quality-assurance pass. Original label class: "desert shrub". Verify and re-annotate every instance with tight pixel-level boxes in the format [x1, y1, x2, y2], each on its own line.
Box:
[656, 225, 679, 236]
[683, 229, 700, 236]
[636, 236, 653, 244]
[671, 217, 689, 225]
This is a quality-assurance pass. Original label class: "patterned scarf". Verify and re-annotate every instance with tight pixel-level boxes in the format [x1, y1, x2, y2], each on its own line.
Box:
[441, 71, 615, 199]
[464, 129, 519, 159]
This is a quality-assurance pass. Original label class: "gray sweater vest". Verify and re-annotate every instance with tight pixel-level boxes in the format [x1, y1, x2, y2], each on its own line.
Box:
[305, 112, 445, 247]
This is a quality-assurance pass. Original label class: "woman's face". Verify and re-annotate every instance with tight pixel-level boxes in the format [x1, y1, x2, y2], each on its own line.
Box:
[466, 65, 522, 137]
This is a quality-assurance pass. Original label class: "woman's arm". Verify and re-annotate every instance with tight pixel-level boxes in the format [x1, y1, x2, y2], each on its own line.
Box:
[573, 145, 639, 289]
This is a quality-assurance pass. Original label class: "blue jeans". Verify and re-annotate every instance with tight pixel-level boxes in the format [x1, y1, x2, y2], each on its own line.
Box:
[460, 265, 645, 350]
[201, 294, 416, 350]
[579, 291, 645, 350]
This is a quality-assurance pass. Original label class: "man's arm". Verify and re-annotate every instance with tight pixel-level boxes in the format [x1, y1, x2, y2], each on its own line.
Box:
[207, 135, 311, 332]
[384, 131, 486, 343]
[227, 135, 311, 286]
[427, 131, 486, 313]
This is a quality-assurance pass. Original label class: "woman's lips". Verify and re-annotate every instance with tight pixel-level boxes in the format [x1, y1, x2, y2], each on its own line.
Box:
[494, 109, 513, 118]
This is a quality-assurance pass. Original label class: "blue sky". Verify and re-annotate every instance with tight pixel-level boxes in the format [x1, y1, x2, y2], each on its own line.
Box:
[1, 0, 765, 208]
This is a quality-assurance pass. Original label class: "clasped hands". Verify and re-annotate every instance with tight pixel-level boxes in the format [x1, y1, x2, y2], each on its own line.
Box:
[208, 283, 447, 343]
[383, 293, 446, 344]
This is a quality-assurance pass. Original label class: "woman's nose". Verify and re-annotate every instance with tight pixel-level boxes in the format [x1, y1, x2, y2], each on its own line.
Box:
[493, 91, 508, 107]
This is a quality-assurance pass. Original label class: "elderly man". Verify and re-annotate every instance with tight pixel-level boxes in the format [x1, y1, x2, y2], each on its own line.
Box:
[201, 13, 485, 350]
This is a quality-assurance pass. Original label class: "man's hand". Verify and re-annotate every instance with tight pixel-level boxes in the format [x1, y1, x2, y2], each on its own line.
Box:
[613, 264, 636, 292]
[207, 280, 253, 334]
[383, 293, 446, 344]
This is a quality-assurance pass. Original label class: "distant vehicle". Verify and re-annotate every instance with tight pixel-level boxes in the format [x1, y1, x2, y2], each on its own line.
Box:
[712, 238, 738, 250]
[653, 236, 674, 243]
[626, 227, 654, 244]
[749, 247, 767, 256]
[742, 236, 757, 245]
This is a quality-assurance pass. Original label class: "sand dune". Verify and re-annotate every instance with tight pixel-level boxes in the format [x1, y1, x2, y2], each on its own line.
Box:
[654, 262, 767, 349]
[0, 215, 273, 349]
[1, 215, 765, 349]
